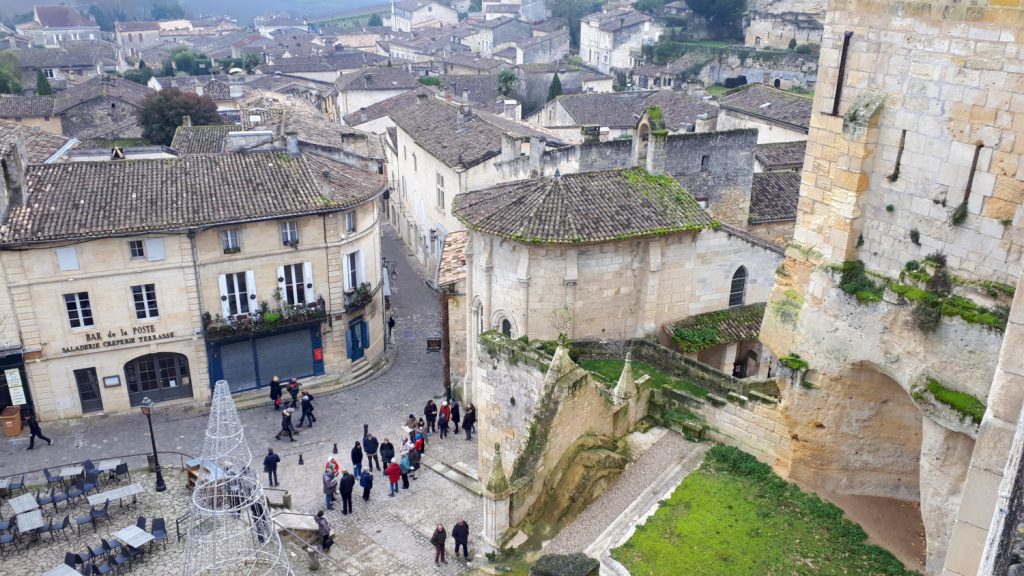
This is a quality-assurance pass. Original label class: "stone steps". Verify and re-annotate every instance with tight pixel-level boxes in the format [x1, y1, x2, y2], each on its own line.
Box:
[421, 455, 483, 496]
[233, 354, 389, 411]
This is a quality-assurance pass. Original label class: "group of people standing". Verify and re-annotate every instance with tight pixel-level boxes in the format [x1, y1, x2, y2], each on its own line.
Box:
[416, 399, 477, 442]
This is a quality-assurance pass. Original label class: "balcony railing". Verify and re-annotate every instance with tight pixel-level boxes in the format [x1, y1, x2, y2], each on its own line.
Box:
[344, 282, 374, 312]
[204, 302, 327, 342]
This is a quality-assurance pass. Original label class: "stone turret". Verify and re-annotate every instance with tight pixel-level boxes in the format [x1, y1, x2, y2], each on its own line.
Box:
[481, 442, 511, 550]
[612, 352, 636, 404]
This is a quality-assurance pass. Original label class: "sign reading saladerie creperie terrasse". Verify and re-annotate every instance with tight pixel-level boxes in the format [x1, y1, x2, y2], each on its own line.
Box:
[60, 324, 176, 354]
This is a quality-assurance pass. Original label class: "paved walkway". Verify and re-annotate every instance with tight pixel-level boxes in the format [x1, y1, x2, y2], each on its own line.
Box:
[1, 226, 482, 575]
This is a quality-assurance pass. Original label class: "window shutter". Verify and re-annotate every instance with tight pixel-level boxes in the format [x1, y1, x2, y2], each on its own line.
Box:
[357, 250, 365, 288]
[303, 261, 315, 303]
[218, 274, 230, 317]
[360, 321, 369, 350]
[56, 246, 79, 271]
[343, 253, 353, 291]
[145, 238, 166, 261]
[277, 265, 287, 305]
[245, 270, 257, 305]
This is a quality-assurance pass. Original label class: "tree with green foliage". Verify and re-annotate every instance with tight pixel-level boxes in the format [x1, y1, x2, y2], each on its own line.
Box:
[633, 0, 671, 13]
[367, 13, 383, 26]
[469, 0, 482, 11]
[35, 69, 53, 95]
[124, 66, 154, 85]
[243, 53, 262, 73]
[0, 53, 21, 95]
[151, 0, 185, 20]
[497, 68, 517, 97]
[551, 0, 603, 49]
[686, 0, 747, 37]
[138, 88, 221, 145]
[161, 59, 175, 77]
[547, 73, 562, 102]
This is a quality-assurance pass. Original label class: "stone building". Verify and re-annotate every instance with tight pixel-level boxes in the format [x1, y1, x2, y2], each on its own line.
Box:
[335, 66, 420, 120]
[115, 22, 163, 57]
[514, 30, 569, 65]
[54, 76, 154, 140]
[16, 5, 101, 47]
[744, 0, 825, 50]
[717, 83, 811, 144]
[0, 138, 386, 421]
[5, 42, 120, 93]
[389, 0, 459, 32]
[580, 8, 664, 74]
[461, 16, 532, 57]
[757, 1, 1024, 575]
[452, 168, 783, 392]
[0, 95, 60, 134]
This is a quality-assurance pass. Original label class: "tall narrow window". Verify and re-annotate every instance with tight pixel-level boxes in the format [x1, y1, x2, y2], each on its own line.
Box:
[831, 31, 854, 116]
[131, 284, 159, 319]
[700, 155, 710, 171]
[64, 292, 94, 328]
[345, 211, 357, 233]
[500, 318, 513, 337]
[729, 266, 747, 308]
[221, 228, 241, 254]
[220, 272, 250, 316]
[282, 263, 307, 305]
[280, 221, 299, 246]
[345, 251, 362, 291]
[436, 172, 446, 209]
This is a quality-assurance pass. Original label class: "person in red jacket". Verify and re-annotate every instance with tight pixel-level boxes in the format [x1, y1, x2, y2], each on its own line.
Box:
[385, 458, 402, 496]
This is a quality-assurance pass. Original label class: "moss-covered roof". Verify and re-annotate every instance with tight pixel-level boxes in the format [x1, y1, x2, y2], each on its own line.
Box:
[668, 303, 766, 352]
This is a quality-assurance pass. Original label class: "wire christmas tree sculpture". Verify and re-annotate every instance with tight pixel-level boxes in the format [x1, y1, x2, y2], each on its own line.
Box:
[183, 380, 293, 576]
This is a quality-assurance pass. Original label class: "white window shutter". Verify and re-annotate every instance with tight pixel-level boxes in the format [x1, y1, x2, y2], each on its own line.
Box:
[357, 250, 365, 288]
[277, 265, 287, 304]
[218, 274, 230, 317]
[245, 270, 257, 305]
[56, 247, 79, 271]
[343, 254, 353, 291]
[303, 261, 315, 303]
[145, 238, 166, 261]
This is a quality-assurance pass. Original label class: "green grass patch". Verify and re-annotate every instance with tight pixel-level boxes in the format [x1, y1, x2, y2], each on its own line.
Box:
[664, 408, 704, 423]
[705, 84, 729, 97]
[923, 378, 985, 425]
[612, 445, 920, 576]
[579, 359, 708, 398]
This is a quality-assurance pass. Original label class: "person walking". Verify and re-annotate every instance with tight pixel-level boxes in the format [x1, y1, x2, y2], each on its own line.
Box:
[315, 511, 333, 552]
[463, 403, 476, 440]
[275, 406, 295, 441]
[25, 415, 52, 450]
[263, 448, 280, 487]
[388, 315, 395, 340]
[269, 376, 283, 410]
[451, 400, 461, 434]
[431, 524, 448, 565]
[438, 410, 449, 439]
[452, 520, 470, 561]
[339, 469, 355, 515]
[287, 378, 300, 406]
[297, 391, 316, 427]
[359, 468, 374, 502]
[322, 470, 338, 510]
[379, 438, 395, 474]
[385, 459, 401, 497]
[363, 426, 381, 472]
[424, 400, 438, 434]
[351, 441, 364, 478]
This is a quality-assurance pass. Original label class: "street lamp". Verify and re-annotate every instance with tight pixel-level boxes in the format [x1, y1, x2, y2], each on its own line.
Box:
[140, 397, 166, 492]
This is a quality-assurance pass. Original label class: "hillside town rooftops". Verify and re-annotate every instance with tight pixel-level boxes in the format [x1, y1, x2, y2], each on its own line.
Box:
[749, 172, 801, 223]
[27, 5, 98, 29]
[344, 86, 435, 126]
[2, 43, 115, 68]
[582, 7, 655, 32]
[169, 124, 237, 154]
[115, 21, 161, 32]
[667, 302, 767, 351]
[719, 83, 812, 132]
[335, 67, 420, 91]
[754, 140, 806, 171]
[0, 95, 55, 118]
[453, 168, 713, 244]
[0, 119, 76, 163]
[53, 76, 154, 114]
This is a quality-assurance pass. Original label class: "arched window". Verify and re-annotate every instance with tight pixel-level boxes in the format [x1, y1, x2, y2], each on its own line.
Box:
[124, 352, 192, 405]
[500, 318, 513, 337]
[729, 267, 747, 308]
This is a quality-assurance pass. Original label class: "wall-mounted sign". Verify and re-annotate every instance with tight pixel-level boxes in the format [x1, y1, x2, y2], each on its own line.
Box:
[102, 375, 121, 388]
[6, 368, 25, 405]
[60, 324, 176, 354]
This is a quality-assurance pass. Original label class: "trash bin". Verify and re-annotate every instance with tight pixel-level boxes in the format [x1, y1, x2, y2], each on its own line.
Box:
[1, 406, 21, 438]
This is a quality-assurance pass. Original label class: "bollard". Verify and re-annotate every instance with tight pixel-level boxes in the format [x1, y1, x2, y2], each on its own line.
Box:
[332, 443, 338, 455]
[298, 454, 304, 465]
[281, 492, 291, 509]
[306, 546, 320, 570]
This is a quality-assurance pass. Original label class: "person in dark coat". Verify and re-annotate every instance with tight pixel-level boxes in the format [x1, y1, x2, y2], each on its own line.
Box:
[275, 407, 295, 441]
[363, 426, 381, 472]
[269, 376, 283, 410]
[359, 469, 374, 501]
[424, 400, 438, 434]
[431, 524, 448, 565]
[338, 470, 355, 515]
[462, 404, 476, 440]
[26, 415, 52, 450]
[379, 438, 395, 473]
[451, 401, 461, 434]
[263, 448, 280, 486]
[351, 441, 364, 478]
[315, 511, 333, 551]
[452, 520, 470, 560]
[287, 378, 300, 405]
[297, 391, 316, 427]
[438, 410, 449, 439]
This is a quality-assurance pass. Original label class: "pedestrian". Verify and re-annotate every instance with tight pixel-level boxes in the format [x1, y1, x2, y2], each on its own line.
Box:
[452, 520, 470, 561]
[408, 446, 421, 476]
[263, 448, 280, 487]
[439, 401, 451, 427]
[363, 426, 381, 472]
[379, 438, 395, 474]
[424, 400, 438, 434]
[385, 458, 401, 497]
[323, 470, 337, 510]
[463, 403, 476, 440]
[351, 441, 364, 478]
[269, 376, 283, 410]
[297, 391, 316, 427]
[359, 468, 374, 501]
[414, 433, 425, 455]
[339, 469, 355, 515]
[251, 501, 268, 543]
[315, 511, 333, 551]
[399, 452, 411, 489]
[275, 407, 295, 441]
[388, 315, 395, 340]
[25, 415, 52, 450]
[431, 524, 448, 565]
[287, 378, 300, 406]
[326, 457, 340, 477]
[451, 400, 461, 434]
[416, 420, 427, 449]
[438, 410, 449, 439]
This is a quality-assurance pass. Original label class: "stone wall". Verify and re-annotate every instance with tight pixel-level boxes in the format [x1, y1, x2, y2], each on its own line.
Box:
[750, 220, 796, 246]
[697, 49, 819, 90]
[60, 98, 143, 139]
[745, 12, 824, 50]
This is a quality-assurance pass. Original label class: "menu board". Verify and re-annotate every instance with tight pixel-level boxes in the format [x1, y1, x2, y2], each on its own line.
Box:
[6, 368, 25, 405]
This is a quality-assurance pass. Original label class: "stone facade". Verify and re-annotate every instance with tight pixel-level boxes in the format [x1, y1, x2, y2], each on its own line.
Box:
[743, 0, 826, 50]
[580, 9, 665, 74]
[758, 1, 1024, 574]
[58, 93, 144, 140]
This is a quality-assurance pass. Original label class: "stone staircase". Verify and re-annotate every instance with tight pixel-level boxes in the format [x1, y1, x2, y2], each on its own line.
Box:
[421, 455, 483, 496]
[233, 353, 389, 411]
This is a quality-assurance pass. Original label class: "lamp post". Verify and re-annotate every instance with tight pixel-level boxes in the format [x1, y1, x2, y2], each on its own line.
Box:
[140, 397, 166, 492]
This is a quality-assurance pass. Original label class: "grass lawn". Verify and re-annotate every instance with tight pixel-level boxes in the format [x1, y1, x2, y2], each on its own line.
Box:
[705, 84, 729, 97]
[612, 446, 920, 576]
[579, 358, 708, 398]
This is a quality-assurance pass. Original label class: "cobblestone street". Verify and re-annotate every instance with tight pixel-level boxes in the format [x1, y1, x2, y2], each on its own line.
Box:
[1, 226, 482, 575]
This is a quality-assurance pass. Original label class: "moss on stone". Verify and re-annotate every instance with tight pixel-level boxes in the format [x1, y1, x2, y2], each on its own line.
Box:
[778, 353, 809, 371]
[923, 377, 986, 425]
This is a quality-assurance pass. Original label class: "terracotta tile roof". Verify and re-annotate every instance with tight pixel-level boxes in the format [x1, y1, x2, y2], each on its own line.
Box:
[32, 6, 97, 29]
[719, 84, 811, 132]
[667, 302, 766, 352]
[0, 95, 55, 118]
[442, 52, 507, 71]
[453, 168, 713, 244]
[749, 172, 801, 223]
[0, 118, 76, 163]
[170, 125, 237, 154]
[582, 7, 654, 31]
[555, 91, 648, 128]
[2, 44, 112, 68]
[301, 153, 386, 206]
[344, 86, 434, 126]
[754, 140, 806, 171]
[438, 230, 467, 286]
[2, 152, 383, 244]
[115, 21, 160, 32]
[335, 67, 420, 91]
[152, 75, 235, 100]
[53, 76, 154, 114]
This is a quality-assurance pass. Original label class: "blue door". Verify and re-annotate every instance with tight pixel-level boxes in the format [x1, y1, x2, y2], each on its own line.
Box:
[347, 318, 368, 361]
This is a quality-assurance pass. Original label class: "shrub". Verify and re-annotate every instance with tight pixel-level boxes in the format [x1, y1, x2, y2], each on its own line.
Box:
[886, 204, 895, 212]
[909, 229, 920, 245]
[950, 201, 968, 225]
[905, 260, 920, 272]
[837, 260, 883, 303]
[779, 353, 809, 371]
[531, 553, 599, 576]
[924, 252, 947, 267]
[913, 298, 942, 331]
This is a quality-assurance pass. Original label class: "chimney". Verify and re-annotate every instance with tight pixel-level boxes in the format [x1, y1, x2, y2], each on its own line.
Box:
[359, 107, 367, 123]
[225, 130, 275, 152]
[645, 130, 668, 175]
[457, 104, 472, 124]
[528, 136, 544, 174]
[694, 112, 716, 133]
[182, 115, 192, 127]
[0, 133, 29, 216]
[502, 99, 518, 120]
[580, 125, 600, 144]
[417, 92, 429, 104]
[500, 134, 519, 162]
[286, 132, 300, 157]
[462, 90, 469, 104]
[195, 85, 204, 96]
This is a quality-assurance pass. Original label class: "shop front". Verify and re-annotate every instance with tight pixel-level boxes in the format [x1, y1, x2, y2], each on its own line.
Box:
[206, 323, 326, 393]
